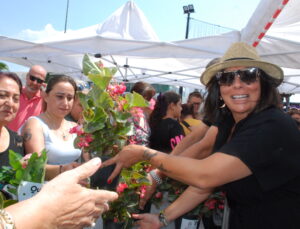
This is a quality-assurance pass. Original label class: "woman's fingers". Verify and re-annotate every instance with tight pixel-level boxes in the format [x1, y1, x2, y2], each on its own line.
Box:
[106, 162, 124, 182]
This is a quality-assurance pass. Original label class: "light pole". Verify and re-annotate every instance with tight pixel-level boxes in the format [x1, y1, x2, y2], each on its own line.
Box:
[183, 4, 195, 39]
[64, 0, 70, 33]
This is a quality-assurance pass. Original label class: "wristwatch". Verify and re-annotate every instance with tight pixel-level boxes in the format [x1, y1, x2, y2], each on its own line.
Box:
[150, 170, 163, 185]
[158, 210, 169, 227]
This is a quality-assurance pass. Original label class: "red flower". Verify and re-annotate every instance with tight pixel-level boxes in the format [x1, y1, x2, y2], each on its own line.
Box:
[155, 192, 163, 199]
[69, 125, 84, 136]
[140, 185, 147, 198]
[205, 199, 217, 210]
[116, 183, 128, 193]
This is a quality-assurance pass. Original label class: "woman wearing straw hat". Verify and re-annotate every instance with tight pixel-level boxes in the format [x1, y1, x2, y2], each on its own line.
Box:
[102, 42, 300, 229]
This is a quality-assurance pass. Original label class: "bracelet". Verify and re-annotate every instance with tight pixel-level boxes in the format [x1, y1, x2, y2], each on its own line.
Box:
[150, 170, 162, 185]
[158, 210, 169, 227]
[0, 209, 16, 229]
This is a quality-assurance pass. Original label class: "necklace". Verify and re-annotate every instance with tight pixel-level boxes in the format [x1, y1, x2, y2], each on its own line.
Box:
[43, 112, 69, 140]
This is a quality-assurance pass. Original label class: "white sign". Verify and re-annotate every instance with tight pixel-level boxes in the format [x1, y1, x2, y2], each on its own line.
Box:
[180, 218, 199, 229]
[17, 181, 43, 201]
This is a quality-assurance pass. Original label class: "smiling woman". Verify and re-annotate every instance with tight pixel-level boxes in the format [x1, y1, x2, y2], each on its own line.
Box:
[101, 42, 300, 229]
[0, 72, 25, 169]
[21, 75, 82, 180]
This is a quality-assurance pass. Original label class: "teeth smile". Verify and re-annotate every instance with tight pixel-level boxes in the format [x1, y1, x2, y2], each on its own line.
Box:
[232, 95, 248, 99]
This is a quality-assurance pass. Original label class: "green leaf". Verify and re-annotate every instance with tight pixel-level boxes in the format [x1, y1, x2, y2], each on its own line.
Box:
[88, 73, 112, 90]
[82, 54, 101, 76]
[8, 150, 22, 170]
[0, 62, 9, 71]
[125, 92, 148, 109]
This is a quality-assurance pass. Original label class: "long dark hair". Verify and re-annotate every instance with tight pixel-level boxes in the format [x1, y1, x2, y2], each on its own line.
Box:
[149, 91, 181, 129]
[204, 70, 282, 124]
[0, 72, 22, 93]
[43, 75, 77, 111]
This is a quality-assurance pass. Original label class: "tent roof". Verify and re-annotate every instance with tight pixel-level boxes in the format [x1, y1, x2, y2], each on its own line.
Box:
[1, 0, 300, 93]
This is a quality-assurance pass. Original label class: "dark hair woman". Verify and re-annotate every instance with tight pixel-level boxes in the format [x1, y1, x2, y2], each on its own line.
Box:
[21, 75, 81, 180]
[0, 72, 24, 168]
[102, 42, 300, 229]
[149, 91, 184, 153]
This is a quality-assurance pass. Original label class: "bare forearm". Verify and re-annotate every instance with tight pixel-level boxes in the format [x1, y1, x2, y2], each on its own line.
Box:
[164, 186, 212, 221]
[45, 164, 60, 180]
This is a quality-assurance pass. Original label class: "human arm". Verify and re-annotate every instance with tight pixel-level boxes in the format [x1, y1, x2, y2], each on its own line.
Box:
[4, 158, 118, 229]
[140, 125, 218, 194]
[133, 186, 213, 229]
[102, 145, 251, 189]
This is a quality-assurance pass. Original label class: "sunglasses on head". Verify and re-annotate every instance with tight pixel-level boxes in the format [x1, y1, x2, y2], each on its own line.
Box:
[29, 75, 44, 84]
[216, 67, 260, 86]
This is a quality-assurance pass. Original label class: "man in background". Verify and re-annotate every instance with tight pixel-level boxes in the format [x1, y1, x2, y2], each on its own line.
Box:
[7, 65, 47, 131]
[187, 91, 203, 120]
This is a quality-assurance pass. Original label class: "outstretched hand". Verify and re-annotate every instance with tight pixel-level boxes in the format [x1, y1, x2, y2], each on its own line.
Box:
[101, 144, 147, 183]
[132, 213, 162, 229]
[37, 158, 119, 228]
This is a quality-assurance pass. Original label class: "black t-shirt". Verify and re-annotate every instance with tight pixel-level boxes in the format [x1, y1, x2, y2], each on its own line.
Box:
[214, 107, 300, 229]
[0, 128, 25, 168]
[149, 118, 184, 153]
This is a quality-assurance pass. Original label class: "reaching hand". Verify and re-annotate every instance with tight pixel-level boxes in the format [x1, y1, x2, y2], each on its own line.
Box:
[132, 213, 162, 229]
[36, 158, 118, 228]
[101, 144, 147, 182]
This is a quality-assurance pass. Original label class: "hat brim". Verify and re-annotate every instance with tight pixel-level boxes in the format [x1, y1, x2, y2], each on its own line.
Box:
[200, 59, 284, 86]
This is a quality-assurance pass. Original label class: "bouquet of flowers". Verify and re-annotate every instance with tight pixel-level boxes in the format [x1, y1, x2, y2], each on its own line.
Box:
[70, 54, 151, 228]
[0, 150, 47, 208]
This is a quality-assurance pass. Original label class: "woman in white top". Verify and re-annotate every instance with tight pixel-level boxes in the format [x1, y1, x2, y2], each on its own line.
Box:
[21, 75, 81, 180]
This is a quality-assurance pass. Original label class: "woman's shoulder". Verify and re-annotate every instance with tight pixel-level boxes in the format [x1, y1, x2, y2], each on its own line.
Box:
[21, 116, 45, 133]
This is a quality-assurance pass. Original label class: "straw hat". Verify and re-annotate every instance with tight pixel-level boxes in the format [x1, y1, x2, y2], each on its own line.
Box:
[200, 42, 284, 86]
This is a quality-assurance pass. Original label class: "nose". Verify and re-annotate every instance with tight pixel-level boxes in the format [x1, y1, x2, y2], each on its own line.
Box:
[4, 96, 14, 106]
[232, 75, 243, 88]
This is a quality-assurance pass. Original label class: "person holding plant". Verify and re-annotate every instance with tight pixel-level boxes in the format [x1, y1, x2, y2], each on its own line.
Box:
[21, 75, 81, 180]
[102, 42, 300, 229]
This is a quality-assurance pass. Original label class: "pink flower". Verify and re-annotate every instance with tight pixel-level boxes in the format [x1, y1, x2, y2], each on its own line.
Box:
[218, 204, 224, 210]
[20, 153, 33, 169]
[155, 192, 163, 199]
[69, 125, 84, 136]
[116, 183, 128, 193]
[130, 107, 144, 118]
[140, 185, 147, 198]
[84, 134, 93, 143]
[114, 217, 118, 223]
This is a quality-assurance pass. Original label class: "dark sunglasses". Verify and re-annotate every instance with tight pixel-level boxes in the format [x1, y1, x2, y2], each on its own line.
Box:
[29, 75, 45, 84]
[216, 67, 260, 86]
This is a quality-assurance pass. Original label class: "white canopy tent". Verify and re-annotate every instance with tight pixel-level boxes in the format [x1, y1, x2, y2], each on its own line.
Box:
[1, 0, 300, 94]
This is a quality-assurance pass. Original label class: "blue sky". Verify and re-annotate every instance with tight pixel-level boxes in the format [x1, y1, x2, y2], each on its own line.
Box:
[1, 0, 260, 41]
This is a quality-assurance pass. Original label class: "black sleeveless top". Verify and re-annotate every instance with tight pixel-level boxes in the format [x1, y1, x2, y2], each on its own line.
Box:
[0, 128, 25, 168]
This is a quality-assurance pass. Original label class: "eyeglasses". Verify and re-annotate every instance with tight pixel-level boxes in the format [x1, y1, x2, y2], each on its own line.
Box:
[29, 75, 44, 84]
[216, 67, 260, 86]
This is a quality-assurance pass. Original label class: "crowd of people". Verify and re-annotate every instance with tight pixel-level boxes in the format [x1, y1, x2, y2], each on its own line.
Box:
[1, 42, 300, 229]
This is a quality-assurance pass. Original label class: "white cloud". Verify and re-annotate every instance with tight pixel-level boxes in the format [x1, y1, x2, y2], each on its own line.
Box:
[17, 24, 64, 42]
